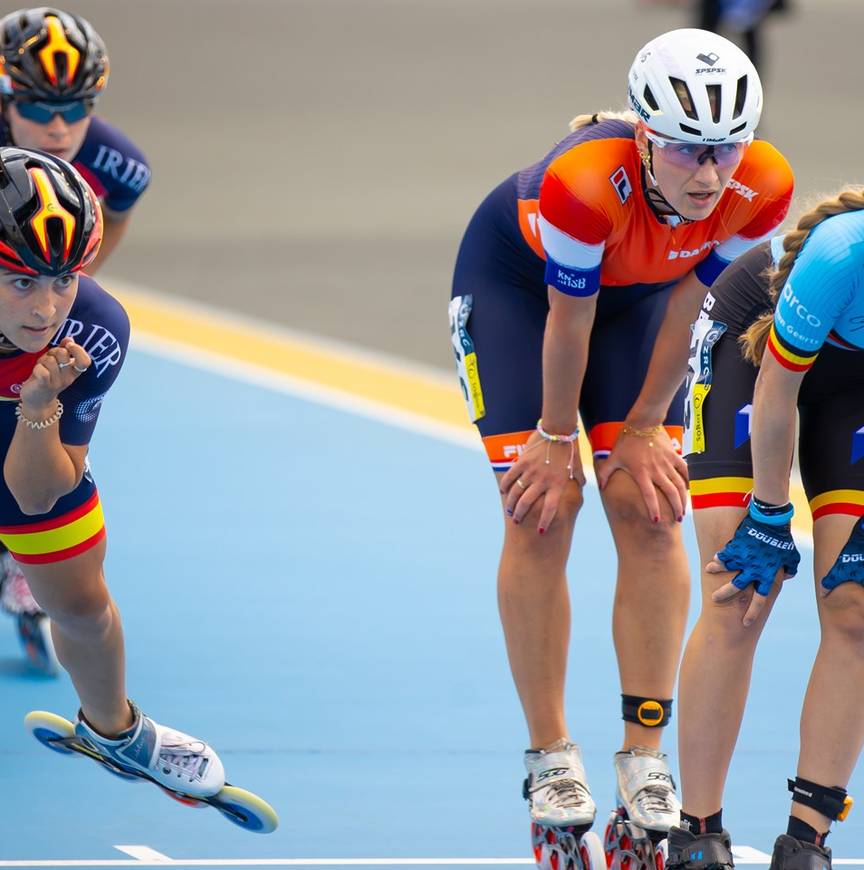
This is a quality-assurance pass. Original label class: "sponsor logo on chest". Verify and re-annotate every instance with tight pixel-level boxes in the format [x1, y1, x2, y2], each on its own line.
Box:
[668, 239, 720, 260]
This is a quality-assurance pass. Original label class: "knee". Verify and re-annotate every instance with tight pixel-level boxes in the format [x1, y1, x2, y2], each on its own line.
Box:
[43, 580, 113, 638]
[502, 483, 584, 562]
[602, 475, 679, 551]
[699, 589, 765, 650]
[821, 583, 864, 652]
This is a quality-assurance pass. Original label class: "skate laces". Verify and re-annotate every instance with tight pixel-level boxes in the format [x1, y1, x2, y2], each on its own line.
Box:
[158, 733, 210, 780]
[542, 776, 592, 809]
[636, 782, 678, 814]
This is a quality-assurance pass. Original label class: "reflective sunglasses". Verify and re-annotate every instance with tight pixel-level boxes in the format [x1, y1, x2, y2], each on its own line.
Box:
[14, 99, 94, 125]
[645, 130, 752, 170]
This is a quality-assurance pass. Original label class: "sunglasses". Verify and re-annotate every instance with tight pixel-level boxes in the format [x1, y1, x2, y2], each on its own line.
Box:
[14, 99, 94, 125]
[645, 130, 752, 170]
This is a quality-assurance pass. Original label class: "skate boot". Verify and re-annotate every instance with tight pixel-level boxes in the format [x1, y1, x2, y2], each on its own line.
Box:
[72, 701, 226, 797]
[0, 552, 58, 675]
[25, 702, 279, 833]
[664, 825, 734, 870]
[524, 740, 605, 870]
[605, 748, 682, 870]
[769, 835, 832, 870]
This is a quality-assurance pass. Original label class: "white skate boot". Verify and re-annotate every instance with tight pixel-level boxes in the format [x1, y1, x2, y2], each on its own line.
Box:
[524, 740, 605, 870]
[74, 702, 226, 797]
[604, 747, 681, 870]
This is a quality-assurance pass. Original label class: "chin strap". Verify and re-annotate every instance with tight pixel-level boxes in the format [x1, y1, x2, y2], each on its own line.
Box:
[639, 162, 690, 228]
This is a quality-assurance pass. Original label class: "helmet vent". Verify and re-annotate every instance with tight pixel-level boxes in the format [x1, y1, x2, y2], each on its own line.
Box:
[45, 216, 67, 261]
[679, 123, 701, 137]
[643, 85, 659, 112]
[733, 75, 748, 120]
[729, 121, 747, 136]
[706, 84, 722, 123]
[669, 77, 698, 121]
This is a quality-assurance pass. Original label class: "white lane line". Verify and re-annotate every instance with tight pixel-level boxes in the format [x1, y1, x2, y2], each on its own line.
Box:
[114, 847, 173, 862]
[2, 858, 864, 868]
[0, 860, 530, 868]
[733, 846, 772, 861]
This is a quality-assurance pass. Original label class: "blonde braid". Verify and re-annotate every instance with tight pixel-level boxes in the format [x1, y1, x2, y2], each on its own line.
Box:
[740, 188, 864, 365]
[569, 109, 638, 133]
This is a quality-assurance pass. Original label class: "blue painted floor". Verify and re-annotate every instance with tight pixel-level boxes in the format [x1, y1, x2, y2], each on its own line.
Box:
[0, 347, 861, 864]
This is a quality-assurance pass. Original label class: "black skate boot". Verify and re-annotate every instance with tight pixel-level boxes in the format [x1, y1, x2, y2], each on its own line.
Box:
[769, 835, 831, 870]
[665, 826, 734, 870]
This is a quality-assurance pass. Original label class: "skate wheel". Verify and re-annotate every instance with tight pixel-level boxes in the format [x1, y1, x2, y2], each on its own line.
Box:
[580, 832, 607, 870]
[654, 839, 668, 870]
[160, 786, 208, 808]
[210, 785, 279, 834]
[24, 711, 76, 754]
[603, 810, 622, 870]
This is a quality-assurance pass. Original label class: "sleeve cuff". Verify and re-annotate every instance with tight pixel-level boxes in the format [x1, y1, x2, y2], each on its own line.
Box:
[694, 250, 730, 287]
[544, 258, 601, 297]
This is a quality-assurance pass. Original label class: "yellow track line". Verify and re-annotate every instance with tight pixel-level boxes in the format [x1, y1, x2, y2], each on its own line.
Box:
[108, 280, 812, 537]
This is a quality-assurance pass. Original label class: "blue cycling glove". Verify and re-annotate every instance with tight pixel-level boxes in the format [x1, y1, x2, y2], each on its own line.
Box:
[821, 518, 864, 593]
[716, 508, 801, 597]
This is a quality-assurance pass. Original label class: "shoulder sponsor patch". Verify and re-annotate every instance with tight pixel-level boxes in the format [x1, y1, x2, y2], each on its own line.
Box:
[609, 166, 632, 205]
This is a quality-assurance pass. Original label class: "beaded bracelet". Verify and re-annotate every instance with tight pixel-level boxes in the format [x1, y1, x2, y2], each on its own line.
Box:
[535, 419, 580, 480]
[15, 400, 63, 430]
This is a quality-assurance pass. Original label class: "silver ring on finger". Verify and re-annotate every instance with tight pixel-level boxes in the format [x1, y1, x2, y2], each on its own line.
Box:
[57, 361, 71, 369]
[73, 364, 89, 373]
[515, 478, 527, 490]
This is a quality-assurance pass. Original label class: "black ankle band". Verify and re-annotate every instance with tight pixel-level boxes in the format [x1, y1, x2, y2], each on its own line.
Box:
[622, 694, 673, 727]
[788, 776, 853, 822]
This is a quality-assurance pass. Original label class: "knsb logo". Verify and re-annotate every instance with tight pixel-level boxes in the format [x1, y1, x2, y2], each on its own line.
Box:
[556, 268, 587, 291]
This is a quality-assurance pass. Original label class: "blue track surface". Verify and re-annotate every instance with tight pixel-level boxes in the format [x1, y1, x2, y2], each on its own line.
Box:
[0, 346, 861, 865]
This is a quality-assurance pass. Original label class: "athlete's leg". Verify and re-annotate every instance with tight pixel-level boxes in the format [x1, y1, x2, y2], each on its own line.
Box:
[792, 516, 864, 834]
[790, 367, 864, 836]
[497, 472, 584, 747]
[675, 242, 783, 824]
[678, 506, 782, 815]
[581, 286, 689, 755]
[21, 539, 132, 736]
[451, 176, 579, 750]
[600, 470, 689, 752]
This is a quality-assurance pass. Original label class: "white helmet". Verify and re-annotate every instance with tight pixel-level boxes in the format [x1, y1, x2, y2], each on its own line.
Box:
[627, 29, 762, 144]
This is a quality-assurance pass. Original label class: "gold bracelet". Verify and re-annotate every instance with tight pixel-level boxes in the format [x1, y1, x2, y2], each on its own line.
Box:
[622, 422, 664, 447]
[622, 422, 664, 438]
[15, 400, 63, 430]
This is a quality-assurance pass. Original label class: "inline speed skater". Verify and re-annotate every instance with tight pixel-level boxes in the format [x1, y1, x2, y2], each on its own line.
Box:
[0, 7, 151, 672]
[672, 189, 864, 870]
[0, 145, 275, 832]
[450, 27, 793, 870]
